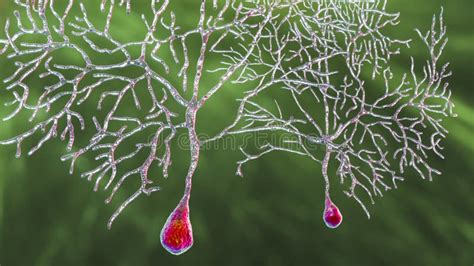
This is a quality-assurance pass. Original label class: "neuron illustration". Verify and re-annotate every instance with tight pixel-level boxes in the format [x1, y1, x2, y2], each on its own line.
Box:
[0, 0, 454, 255]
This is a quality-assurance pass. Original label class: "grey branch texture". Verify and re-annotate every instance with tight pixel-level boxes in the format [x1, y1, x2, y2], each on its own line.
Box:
[0, 0, 455, 255]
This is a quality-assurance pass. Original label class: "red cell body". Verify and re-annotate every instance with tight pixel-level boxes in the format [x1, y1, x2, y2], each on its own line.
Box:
[160, 201, 193, 255]
[323, 197, 343, 228]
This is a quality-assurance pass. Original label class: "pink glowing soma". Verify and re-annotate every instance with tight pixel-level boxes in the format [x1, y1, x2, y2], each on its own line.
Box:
[160, 198, 194, 255]
[323, 197, 343, 229]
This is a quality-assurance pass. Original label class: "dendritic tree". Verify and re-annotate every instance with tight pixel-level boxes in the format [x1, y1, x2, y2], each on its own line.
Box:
[0, 0, 455, 255]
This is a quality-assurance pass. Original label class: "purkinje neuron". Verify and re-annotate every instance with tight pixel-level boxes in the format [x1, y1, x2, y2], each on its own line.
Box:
[0, 0, 455, 255]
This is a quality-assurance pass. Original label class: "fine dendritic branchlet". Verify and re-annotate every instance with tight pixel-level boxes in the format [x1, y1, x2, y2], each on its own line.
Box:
[0, 0, 455, 255]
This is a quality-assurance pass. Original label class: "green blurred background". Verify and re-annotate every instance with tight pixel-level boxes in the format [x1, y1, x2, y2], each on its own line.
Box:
[0, 0, 472, 265]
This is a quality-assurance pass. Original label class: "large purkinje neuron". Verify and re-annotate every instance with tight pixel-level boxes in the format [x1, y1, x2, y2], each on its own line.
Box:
[0, 0, 454, 255]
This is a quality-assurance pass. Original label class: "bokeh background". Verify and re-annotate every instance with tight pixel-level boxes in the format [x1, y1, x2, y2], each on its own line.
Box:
[0, 0, 472, 265]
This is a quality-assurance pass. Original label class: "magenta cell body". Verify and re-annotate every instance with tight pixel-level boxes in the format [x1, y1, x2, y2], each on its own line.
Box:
[323, 197, 343, 229]
[160, 200, 194, 255]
